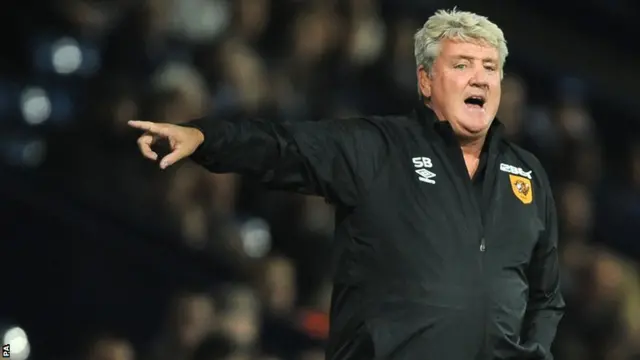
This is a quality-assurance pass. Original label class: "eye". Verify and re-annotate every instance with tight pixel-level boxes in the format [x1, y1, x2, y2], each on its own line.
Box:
[454, 64, 467, 70]
[485, 65, 497, 72]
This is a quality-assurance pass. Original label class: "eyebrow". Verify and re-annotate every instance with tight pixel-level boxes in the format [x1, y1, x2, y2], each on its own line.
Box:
[452, 55, 498, 63]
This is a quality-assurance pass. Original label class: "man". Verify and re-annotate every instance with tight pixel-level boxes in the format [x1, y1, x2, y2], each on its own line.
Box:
[130, 9, 565, 360]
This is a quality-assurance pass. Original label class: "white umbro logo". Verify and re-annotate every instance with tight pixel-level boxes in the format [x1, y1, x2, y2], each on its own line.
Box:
[412, 157, 436, 184]
[416, 168, 437, 184]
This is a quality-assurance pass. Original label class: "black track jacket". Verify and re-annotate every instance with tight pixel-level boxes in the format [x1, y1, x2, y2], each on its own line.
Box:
[184, 105, 565, 360]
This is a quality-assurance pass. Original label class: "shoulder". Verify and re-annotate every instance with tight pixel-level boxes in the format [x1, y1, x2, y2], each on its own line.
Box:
[308, 114, 420, 144]
[323, 114, 419, 130]
[365, 114, 422, 129]
[351, 114, 422, 141]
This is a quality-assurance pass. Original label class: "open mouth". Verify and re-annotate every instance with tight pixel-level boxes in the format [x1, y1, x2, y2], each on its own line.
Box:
[464, 96, 485, 109]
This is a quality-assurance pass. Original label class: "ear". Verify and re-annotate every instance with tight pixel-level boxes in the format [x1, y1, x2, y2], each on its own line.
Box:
[417, 65, 431, 99]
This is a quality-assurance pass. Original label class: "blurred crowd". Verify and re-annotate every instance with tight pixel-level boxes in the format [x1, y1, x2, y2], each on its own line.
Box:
[2, 0, 640, 360]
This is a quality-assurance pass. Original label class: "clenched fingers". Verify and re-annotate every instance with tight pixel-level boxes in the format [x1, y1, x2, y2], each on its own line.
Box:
[137, 133, 158, 160]
[159, 148, 187, 169]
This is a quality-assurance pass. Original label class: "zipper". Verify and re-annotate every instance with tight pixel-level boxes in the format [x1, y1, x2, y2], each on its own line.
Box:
[449, 140, 489, 359]
[434, 124, 495, 359]
[479, 236, 489, 360]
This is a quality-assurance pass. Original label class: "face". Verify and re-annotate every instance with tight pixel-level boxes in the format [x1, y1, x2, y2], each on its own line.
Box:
[238, 0, 270, 39]
[88, 338, 134, 360]
[220, 289, 260, 348]
[418, 38, 502, 140]
[263, 257, 296, 314]
[175, 294, 216, 348]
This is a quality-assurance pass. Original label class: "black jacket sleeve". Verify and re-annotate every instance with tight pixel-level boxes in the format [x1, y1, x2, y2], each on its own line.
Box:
[521, 180, 566, 358]
[182, 116, 389, 207]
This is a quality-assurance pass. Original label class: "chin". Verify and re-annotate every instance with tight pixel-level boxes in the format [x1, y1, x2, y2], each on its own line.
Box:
[459, 118, 490, 135]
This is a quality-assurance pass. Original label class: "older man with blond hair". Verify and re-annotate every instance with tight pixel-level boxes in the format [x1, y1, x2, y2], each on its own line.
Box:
[130, 9, 564, 360]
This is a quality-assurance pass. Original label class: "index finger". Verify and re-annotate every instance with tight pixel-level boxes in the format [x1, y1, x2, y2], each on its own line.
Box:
[128, 120, 169, 136]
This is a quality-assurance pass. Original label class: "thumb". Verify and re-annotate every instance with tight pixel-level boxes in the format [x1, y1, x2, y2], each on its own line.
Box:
[159, 148, 187, 169]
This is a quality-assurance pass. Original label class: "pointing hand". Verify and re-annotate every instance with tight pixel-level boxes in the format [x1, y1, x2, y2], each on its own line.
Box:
[128, 120, 205, 169]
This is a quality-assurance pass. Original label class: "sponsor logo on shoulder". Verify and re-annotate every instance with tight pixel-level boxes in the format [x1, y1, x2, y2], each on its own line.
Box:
[499, 163, 532, 179]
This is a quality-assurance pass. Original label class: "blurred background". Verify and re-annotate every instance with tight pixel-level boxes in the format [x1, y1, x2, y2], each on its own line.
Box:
[1, 0, 639, 359]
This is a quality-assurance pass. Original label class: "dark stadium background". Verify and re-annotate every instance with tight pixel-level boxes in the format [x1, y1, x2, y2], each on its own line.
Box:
[1, 0, 639, 359]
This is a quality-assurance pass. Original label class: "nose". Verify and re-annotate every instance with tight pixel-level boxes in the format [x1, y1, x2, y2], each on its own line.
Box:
[470, 66, 490, 88]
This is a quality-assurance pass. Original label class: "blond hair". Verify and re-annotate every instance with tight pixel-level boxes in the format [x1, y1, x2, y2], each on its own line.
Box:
[414, 8, 508, 78]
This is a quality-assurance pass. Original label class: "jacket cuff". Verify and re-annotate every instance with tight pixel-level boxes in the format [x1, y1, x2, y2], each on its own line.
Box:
[181, 117, 215, 165]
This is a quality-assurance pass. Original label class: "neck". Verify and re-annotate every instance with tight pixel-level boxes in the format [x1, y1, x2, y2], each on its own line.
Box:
[460, 137, 485, 178]
[459, 136, 485, 158]
[423, 101, 490, 158]
[424, 102, 487, 158]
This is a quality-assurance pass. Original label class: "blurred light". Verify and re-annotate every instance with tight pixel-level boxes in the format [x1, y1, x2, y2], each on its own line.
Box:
[21, 139, 47, 167]
[2, 326, 30, 360]
[32, 35, 101, 76]
[51, 37, 82, 75]
[169, 0, 230, 42]
[2, 138, 47, 168]
[20, 87, 51, 125]
[240, 218, 271, 258]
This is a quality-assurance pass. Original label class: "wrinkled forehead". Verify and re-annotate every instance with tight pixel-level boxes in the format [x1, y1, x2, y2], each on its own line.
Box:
[439, 38, 500, 63]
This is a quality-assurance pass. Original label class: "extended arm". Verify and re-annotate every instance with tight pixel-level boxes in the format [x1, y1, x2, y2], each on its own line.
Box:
[182, 116, 388, 207]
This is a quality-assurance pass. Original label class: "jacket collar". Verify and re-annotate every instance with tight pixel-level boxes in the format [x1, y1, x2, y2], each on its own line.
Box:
[413, 102, 505, 145]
